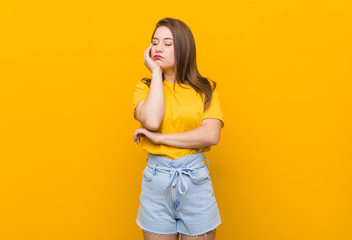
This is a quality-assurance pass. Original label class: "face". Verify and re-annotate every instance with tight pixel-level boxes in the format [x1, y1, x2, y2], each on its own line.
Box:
[151, 26, 175, 71]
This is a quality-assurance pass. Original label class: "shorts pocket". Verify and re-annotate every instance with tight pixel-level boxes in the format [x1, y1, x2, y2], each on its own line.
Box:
[189, 167, 210, 185]
[142, 166, 154, 182]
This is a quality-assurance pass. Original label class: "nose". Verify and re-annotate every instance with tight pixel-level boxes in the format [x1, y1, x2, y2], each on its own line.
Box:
[155, 43, 163, 53]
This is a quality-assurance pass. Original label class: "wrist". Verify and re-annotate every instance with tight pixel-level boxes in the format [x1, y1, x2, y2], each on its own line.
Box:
[152, 69, 163, 76]
[156, 133, 164, 144]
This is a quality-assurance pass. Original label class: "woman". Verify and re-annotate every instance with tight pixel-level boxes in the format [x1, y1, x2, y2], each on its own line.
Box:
[132, 18, 225, 240]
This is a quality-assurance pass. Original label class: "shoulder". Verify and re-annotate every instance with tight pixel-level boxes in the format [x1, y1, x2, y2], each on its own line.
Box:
[134, 78, 150, 89]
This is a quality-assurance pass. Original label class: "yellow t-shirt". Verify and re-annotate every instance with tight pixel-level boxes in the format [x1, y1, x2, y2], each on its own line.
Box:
[132, 79, 225, 160]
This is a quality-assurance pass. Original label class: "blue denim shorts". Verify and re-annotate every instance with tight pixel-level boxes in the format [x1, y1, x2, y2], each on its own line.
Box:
[136, 152, 221, 236]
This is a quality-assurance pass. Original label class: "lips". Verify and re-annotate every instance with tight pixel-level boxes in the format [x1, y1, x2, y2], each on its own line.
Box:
[154, 55, 163, 59]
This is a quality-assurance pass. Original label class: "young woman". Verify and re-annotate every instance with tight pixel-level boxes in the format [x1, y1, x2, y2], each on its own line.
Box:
[132, 18, 225, 240]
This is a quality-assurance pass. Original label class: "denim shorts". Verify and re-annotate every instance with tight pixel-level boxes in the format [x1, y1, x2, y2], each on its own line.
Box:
[136, 151, 221, 236]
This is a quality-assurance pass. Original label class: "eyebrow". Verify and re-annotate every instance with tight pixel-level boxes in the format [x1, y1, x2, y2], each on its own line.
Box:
[153, 37, 173, 40]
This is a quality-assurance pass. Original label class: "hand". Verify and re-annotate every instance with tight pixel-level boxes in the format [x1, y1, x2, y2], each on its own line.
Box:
[133, 127, 162, 145]
[144, 43, 163, 74]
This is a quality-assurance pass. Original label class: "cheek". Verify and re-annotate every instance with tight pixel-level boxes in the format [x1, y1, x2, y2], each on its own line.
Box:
[167, 55, 174, 62]
[167, 50, 174, 58]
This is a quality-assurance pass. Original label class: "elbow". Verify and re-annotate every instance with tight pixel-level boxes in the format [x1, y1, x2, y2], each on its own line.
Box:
[137, 107, 164, 131]
[209, 131, 221, 146]
[210, 138, 219, 146]
[143, 119, 162, 131]
[136, 104, 164, 131]
[138, 111, 163, 131]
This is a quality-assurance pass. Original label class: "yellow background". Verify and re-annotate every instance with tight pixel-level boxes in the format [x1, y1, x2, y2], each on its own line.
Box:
[1, 0, 351, 239]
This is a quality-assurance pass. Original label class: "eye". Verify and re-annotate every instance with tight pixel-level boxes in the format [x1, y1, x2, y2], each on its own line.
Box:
[151, 43, 172, 46]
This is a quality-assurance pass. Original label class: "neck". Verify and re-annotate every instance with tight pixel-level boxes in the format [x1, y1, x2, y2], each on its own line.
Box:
[163, 68, 176, 83]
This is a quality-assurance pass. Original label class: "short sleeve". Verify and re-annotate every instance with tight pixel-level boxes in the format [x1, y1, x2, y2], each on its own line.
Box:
[132, 80, 149, 112]
[203, 85, 225, 128]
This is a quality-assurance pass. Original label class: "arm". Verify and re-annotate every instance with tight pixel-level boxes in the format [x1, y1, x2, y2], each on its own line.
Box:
[133, 118, 223, 148]
[134, 44, 165, 131]
[134, 71, 164, 131]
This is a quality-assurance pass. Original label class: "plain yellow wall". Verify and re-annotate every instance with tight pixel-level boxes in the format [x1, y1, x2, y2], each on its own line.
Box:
[1, 0, 351, 239]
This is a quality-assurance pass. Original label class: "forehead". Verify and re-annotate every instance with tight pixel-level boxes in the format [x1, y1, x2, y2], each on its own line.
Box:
[153, 26, 173, 40]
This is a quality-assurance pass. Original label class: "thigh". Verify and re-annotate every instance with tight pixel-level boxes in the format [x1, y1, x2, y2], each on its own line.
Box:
[179, 229, 216, 240]
[137, 166, 177, 233]
[142, 230, 179, 240]
[176, 168, 221, 235]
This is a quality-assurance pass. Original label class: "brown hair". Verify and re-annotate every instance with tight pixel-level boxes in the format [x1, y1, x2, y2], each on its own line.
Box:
[141, 17, 216, 112]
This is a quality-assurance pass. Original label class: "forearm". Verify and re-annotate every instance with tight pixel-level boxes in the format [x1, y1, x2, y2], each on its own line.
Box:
[139, 71, 165, 130]
[159, 126, 217, 148]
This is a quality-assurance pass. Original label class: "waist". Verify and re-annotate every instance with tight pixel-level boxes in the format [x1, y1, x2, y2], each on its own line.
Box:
[140, 139, 211, 160]
[146, 151, 209, 195]
[147, 151, 208, 169]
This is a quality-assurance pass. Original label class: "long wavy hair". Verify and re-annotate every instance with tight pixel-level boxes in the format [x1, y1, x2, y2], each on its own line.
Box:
[141, 17, 216, 112]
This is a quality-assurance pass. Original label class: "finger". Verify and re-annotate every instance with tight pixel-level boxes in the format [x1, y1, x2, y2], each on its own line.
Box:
[144, 43, 152, 57]
[133, 130, 140, 142]
[135, 132, 143, 144]
[144, 46, 148, 58]
[148, 43, 152, 57]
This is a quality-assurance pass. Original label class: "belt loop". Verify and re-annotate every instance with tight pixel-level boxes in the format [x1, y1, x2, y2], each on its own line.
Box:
[204, 156, 209, 167]
[152, 164, 157, 175]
